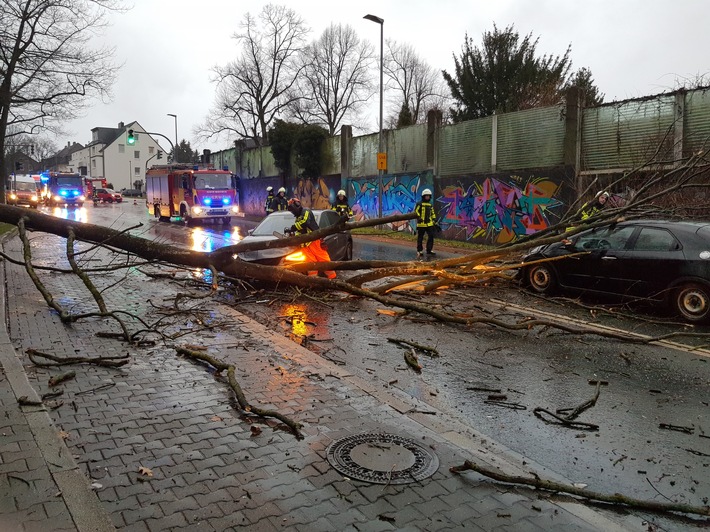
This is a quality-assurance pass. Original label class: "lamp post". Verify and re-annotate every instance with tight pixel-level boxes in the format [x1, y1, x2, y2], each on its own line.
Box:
[364, 13, 384, 220]
[167, 113, 178, 162]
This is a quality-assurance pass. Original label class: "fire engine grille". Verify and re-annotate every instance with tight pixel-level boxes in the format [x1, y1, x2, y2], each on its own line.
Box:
[326, 433, 439, 484]
[208, 209, 228, 215]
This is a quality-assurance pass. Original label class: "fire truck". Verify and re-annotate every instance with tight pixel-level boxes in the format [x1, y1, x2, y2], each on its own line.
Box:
[41, 172, 86, 207]
[145, 164, 239, 224]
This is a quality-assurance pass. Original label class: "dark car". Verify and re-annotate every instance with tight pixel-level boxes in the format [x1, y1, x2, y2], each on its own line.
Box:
[235, 210, 353, 266]
[520, 220, 710, 323]
[95, 188, 123, 203]
[121, 188, 143, 197]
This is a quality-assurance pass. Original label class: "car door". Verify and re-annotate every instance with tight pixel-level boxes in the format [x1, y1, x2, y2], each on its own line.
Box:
[611, 226, 684, 300]
[565, 225, 638, 293]
[317, 211, 346, 259]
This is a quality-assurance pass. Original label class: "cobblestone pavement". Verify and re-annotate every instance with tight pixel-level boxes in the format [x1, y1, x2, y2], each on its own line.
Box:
[1, 231, 652, 530]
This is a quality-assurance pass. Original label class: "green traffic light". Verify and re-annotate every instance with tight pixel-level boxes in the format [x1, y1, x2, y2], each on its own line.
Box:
[127, 129, 135, 145]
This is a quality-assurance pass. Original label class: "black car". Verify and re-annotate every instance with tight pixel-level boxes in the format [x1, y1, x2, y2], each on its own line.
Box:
[121, 188, 143, 197]
[520, 220, 710, 323]
[235, 210, 353, 266]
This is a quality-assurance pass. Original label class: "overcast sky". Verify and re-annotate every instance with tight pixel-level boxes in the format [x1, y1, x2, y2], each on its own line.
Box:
[62, 0, 709, 153]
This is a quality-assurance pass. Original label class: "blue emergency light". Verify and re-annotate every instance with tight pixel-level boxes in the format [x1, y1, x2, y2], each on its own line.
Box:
[203, 198, 212, 206]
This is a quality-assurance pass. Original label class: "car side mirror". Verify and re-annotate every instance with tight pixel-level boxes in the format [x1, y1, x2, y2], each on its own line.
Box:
[247, 229, 253, 236]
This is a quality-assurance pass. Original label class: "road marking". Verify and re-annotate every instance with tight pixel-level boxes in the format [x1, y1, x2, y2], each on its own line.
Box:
[488, 298, 710, 359]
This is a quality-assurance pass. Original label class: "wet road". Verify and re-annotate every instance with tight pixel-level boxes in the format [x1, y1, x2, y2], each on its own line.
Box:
[43, 202, 710, 523]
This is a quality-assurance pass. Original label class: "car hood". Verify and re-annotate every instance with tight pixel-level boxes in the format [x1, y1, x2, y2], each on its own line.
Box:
[236, 235, 295, 261]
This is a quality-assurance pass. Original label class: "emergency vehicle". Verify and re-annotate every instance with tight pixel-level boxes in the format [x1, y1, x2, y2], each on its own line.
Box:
[41, 172, 85, 207]
[146, 164, 239, 224]
[7, 174, 40, 208]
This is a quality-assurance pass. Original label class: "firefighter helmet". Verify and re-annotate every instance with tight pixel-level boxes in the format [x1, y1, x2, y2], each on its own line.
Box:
[337, 189, 346, 197]
[422, 188, 432, 197]
[287, 198, 302, 214]
[278, 187, 286, 194]
[266, 186, 273, 192]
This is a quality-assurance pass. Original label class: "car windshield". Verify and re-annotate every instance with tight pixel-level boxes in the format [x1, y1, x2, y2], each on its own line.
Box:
[194, 173, 231, 190]
[56, 177, 82, 187]
[14, 182, 36, 191]
[252, 214, 297, 236]
[105, 189, 116, 193]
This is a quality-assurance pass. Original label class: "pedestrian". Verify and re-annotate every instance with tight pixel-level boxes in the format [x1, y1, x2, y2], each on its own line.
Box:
[414, 188, 438, 258]
[331, 189, 353, 218]
[271, 187, 288, 212]
[286, 198, 336, 279]
[264, 186, 275, 215]
[579, 190, 610, 221]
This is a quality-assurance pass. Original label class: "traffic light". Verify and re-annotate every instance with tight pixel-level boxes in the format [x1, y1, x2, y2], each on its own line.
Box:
[127, 129, 135, 145]
[30, 145, 35, 156]
[157, 150, 162, 159]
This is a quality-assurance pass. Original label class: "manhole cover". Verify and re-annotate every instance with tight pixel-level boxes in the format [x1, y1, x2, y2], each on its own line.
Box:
[326, 433, 439, 484]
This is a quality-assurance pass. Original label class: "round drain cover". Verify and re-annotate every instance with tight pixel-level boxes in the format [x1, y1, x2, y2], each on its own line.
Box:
[326, 433, 439, 484]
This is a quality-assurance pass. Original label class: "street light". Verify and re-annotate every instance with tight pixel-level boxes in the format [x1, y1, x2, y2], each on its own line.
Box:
[167, 113, 178, 162]
[364, 13, 384, 219]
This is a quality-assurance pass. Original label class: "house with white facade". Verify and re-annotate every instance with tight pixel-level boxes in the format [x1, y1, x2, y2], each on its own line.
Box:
[69, 121, 167, 190]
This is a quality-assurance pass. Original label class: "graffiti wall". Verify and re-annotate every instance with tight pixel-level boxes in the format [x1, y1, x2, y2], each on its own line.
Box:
[348, 171, 434, 231]
[291, 175, 341, 210]
[438, 170, 570, 244]
[240, 178, 283, 216]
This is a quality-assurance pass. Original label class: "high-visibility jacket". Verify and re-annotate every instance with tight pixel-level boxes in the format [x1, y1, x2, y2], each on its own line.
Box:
[331, 200, 353, 217]
[291, 208, 320, 246]
[264, 193, 275, 213]
[271, 195, 288, 212]
[415, 200, 436, 228]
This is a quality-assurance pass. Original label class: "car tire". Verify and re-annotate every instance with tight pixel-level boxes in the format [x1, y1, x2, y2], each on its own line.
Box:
[526, 263, 557, 294]
[673, 283, 710, 323]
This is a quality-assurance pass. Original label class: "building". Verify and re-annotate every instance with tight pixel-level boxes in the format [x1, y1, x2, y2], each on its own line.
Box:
[69, 121, 167, 190]
[41, 142, 85, 173]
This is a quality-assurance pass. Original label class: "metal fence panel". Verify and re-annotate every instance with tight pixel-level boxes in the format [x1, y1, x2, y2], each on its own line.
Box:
[582, 96, 676, 170]
[351, 133, 379, 177]
[685, 89, 710, 157]
[497, 105, 566, 170]
[438, 117, 493, 176]
[388, 124, 428, 173]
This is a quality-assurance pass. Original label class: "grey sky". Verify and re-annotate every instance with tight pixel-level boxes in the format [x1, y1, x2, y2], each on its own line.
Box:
[64, 0, 709, 153]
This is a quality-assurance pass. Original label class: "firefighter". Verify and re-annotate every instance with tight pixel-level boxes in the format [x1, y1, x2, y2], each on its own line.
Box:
[286, 198, 336, 279]
[414, 188, 438, 257]
[271, 187, 288, 212]
[331, 189, 353, 218]
[264, 186, 275, 214]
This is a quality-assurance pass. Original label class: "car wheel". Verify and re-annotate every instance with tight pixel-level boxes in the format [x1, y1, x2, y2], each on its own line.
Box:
[107, 198, 113, 203]
[180, 206, 190, 225]
[526, 263, 557, 294]
[673, 283, 710, 323]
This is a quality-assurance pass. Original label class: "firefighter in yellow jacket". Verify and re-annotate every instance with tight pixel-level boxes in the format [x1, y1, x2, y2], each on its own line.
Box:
[414, 188, 438, 257]
[286, 198, 336, 279]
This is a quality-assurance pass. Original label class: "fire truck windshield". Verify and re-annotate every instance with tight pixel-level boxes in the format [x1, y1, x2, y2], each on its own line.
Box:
[15, 182, 37, 191]
[193, 173, 232, 190]
[56, 176, 82, 187]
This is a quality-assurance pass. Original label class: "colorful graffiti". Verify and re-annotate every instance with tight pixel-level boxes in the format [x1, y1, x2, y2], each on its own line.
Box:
[349, 173, 428, 230]
[439, 177, 563, 244]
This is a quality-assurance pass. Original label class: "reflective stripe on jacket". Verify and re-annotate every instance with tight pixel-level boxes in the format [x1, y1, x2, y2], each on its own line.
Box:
[415, 201, 436, 227]
[293, 208, 320, 246]
[264, 193, 275, 213]
[271, 196, 288, 212]
[331, 202, 353, 217]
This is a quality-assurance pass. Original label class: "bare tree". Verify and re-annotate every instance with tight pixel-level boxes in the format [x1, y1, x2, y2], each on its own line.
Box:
[0, 0, 123, 200]
[287, 23, 375, 136]
[199, 4, 310, 145]
[383, 40, 448, 126]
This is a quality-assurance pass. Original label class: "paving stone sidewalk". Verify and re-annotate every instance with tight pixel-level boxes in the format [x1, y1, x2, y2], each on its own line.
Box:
[0, 232, 647, 531]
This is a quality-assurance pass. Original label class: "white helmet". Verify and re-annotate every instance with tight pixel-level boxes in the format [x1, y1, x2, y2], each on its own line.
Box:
[422, 188, 432, 196]
[337, 190, 346, 197]
[266, 186, 273, 192]
[278, 187, 286, 194]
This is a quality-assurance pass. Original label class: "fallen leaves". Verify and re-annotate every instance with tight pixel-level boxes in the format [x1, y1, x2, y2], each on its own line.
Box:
[137, 466, 153, 477]
[250, 426, 262, 437]
[57, 430, 70, 440]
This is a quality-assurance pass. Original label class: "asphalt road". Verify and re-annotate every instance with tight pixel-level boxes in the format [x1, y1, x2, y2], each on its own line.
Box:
[42, 202, 710, 523]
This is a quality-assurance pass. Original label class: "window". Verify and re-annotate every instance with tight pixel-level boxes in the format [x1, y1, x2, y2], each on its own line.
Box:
[633, 228, 678, 252]
[576, 226, 635, 251]
[92, 159, 96, 168]
[149, 146, 154, 154]
[134, 151, 140, 159]
[134, 167, 140, 175]
[118, 144, 125, 153]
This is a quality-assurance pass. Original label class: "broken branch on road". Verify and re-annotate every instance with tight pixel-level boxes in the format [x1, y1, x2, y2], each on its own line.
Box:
[450, 460, 710, 518]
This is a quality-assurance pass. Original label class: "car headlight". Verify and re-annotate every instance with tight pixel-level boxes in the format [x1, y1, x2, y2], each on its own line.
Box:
[284, 250, 307, 262]
[192, 207, 202, 214]
[79, 195, 86, 201]
[9, 193, 16, 200]
[231, 206, 239, 213]
[31, 195, 38, 201]
[54, 196, 62, 202]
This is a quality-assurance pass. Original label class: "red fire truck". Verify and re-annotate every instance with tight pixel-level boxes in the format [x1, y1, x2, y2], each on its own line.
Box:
[145, 164, 239, 224]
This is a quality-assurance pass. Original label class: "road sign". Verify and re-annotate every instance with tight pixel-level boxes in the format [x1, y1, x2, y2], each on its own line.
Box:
[377, 152, 387, 170]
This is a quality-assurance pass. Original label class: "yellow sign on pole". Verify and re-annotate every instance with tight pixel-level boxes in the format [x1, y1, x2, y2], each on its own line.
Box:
[377, 152, 387, 171]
